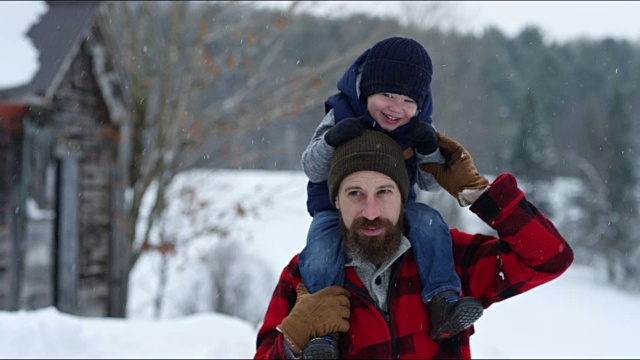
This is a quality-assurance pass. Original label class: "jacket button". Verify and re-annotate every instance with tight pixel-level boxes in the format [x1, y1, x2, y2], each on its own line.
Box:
[375, 276, 382, 285]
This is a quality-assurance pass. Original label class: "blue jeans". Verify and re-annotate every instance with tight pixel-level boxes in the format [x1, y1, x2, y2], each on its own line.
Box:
[299, 201, 461, 303]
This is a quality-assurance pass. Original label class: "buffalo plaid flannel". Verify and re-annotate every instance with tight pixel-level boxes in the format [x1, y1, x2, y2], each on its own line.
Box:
[255, 173, 573, 359]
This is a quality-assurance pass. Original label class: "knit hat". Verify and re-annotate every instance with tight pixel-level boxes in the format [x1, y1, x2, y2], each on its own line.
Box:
[360, 37, 433, 108]
[328, 130, 410, 204]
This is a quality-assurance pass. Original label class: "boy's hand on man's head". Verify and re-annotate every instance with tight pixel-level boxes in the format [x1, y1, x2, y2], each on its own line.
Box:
[409, 116, 439, 155]
[324, 117, 367, 147]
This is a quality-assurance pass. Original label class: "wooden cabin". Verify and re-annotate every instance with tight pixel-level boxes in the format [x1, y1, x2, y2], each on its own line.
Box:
[0, 1, 131, 317]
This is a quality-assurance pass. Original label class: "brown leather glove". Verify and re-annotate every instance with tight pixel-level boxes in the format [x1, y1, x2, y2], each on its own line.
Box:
[420, 133, 489, 206]
[278, 283, 351, 350]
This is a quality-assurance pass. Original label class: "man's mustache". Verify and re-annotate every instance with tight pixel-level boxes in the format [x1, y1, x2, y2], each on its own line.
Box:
[352, 217, 388, 231]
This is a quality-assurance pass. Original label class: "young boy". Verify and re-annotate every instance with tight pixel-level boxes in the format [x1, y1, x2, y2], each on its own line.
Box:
[299, 37, 483, 357]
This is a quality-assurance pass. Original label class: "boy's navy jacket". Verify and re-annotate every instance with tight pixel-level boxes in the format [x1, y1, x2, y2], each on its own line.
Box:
[306, 48, 435, 215]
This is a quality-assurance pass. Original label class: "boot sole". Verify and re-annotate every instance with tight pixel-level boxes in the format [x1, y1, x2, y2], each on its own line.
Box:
[430, 298, 484, 340]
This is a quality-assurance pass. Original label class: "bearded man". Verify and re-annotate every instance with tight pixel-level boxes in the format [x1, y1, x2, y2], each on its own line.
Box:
[255, 130, 573, 359]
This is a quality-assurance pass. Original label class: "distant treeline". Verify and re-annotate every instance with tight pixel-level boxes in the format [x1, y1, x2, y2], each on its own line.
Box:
[197, 4, 639, 182]
[170, 3, 639, 287]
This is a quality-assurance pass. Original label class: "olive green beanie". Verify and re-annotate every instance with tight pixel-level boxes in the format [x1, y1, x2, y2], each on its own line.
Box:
[328, 130, 409, 204]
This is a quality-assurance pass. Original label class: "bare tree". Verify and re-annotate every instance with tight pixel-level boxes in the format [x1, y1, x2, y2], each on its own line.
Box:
[393, 2, 460, 31]
[101, 1, 213, 268]
[98, 1, 462, 318]
[99, 0, 400, 273]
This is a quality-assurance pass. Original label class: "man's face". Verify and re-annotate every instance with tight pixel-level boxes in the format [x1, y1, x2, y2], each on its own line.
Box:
[335, 171, 404, 266]
[366, 93, 418, 132]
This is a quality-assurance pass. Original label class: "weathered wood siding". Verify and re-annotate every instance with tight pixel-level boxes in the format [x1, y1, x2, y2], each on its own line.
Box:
[0, 118, 24, 310]
[50, 38, 118, 317]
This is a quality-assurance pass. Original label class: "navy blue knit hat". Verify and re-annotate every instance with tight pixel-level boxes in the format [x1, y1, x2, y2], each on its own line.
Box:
[360, 37, 433, 108]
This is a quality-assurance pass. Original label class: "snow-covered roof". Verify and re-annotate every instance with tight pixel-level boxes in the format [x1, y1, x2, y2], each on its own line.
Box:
[0, 1, 48, 90]
[0, 1, 103, 106]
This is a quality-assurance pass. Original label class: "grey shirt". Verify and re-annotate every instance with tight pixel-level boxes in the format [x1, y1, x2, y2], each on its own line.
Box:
[345, 235, 412, 317]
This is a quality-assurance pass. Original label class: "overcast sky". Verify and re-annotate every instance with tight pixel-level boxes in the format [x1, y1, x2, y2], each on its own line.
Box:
[260, 1, 640, 43]
[0, 1, 47, 89]
[2, 1, 640, 89]
[442, 1, 640, 42]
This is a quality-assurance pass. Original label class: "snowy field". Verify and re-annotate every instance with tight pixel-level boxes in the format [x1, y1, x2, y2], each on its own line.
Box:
[1, 169, 639, 359]
[2, 2, 639, 356]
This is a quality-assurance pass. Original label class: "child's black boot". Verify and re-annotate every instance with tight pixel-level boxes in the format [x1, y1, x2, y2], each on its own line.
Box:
[302, 333, 339, 359]
[428, 291, 483, 339]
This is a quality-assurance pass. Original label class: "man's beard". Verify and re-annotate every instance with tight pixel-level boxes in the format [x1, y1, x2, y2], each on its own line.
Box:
[340, 209, 404, 268]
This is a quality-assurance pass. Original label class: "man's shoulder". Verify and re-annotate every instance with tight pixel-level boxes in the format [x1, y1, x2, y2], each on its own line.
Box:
[449, 228, 473, 242]
[285, 253, 301, 269]
[448, 227, 496, 249]
[277, 253, 302, 279]
[290, 253, 300, 265]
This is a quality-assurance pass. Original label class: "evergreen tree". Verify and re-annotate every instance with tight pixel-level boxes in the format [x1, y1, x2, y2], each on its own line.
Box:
[507, 90, 556, 215]
[599, 86, 638, 284]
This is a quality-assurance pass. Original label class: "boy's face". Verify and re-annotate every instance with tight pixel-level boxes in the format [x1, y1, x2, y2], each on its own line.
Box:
[366, 93, 418, 132]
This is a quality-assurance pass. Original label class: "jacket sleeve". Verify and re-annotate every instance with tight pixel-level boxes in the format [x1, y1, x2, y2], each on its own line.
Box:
[301, 110, 336, 183]
[255, 256, 302, 359]
[452, 173, 574, 308]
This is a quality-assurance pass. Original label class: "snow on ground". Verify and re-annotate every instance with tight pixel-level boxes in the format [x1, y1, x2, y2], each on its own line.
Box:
[1, 169, 638, 358]
[0, 307, 255, 359]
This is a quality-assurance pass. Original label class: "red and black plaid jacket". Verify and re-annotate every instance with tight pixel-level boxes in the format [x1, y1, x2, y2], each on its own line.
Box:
[255, 173, 574, 359]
